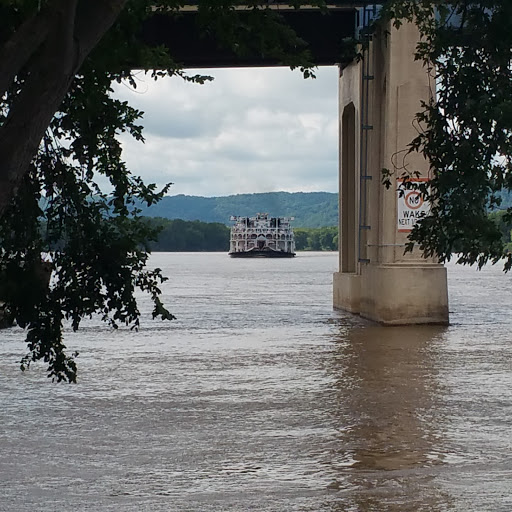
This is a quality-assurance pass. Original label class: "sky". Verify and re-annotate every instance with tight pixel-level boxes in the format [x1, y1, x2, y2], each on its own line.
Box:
[112, 66, 339, 198]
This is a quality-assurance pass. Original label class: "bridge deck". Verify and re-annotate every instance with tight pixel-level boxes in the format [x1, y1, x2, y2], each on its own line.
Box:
[142, 6, 359, 68]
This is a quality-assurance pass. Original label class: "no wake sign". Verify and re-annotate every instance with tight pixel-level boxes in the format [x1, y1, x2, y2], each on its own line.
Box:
[397, 179, 430, 233]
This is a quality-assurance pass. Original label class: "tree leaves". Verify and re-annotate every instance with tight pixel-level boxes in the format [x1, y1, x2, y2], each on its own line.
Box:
[0, 0, 322, 381]
[382, 0, 512, 271]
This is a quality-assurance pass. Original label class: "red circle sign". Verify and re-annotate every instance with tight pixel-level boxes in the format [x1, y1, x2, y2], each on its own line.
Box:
[404, 191, 424, 210]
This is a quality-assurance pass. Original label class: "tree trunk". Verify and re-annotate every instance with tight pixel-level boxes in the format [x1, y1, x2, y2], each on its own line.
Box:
[0, 0, 128, 217]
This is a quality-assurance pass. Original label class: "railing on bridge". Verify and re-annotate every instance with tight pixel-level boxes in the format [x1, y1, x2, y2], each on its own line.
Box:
[177, 2, 377, 8]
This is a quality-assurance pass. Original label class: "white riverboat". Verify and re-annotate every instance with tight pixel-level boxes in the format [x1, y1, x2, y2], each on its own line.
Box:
[228, 213, 296, 258]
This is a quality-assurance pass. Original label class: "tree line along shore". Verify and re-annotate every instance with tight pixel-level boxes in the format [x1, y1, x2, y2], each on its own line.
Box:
[146, 214, 512, 254]
[145, 218, 338, 252]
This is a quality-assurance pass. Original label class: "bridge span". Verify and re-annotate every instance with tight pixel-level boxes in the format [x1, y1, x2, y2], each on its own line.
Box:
[143, 2, 364, 68]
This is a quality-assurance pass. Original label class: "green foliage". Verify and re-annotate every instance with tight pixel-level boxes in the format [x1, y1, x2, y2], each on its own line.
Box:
[0, 1, 320, 381]
[382, 1, 512, 271]
[294, 226, 337, 251]
[0, 50, 176, 381]
[144, 218, 338, 253]
[138, 192, 339, 228]
[489, 210, 512, 252]
[145, 218, 339, 252]
[146, 218, 230, 252]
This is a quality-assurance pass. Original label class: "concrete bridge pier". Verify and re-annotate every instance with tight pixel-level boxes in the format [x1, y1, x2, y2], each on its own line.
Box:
[333, 22, 449, 325]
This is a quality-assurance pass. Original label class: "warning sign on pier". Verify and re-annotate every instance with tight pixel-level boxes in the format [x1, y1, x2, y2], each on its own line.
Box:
[397, 179, 430, 232]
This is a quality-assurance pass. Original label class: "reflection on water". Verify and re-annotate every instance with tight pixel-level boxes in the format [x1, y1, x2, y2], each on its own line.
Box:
[333, 326, 444, 470]
[0, 253, 511, 511]
[325, 325, 453, 512]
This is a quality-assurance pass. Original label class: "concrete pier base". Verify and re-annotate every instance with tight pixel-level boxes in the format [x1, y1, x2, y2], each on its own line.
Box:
[334, 21, 449, 325]
[334, 264, 448, 325]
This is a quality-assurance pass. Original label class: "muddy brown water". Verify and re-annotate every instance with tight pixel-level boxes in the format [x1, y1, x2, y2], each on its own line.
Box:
[1, 252, 511, 511]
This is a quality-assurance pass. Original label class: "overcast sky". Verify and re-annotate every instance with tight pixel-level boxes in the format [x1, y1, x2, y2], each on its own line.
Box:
[113, 66, 339, 198]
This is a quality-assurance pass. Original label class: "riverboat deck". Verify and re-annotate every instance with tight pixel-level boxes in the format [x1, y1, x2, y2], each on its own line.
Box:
[228, 213, 296, 258]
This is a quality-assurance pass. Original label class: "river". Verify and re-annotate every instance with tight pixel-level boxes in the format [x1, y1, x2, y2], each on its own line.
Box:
[1, 252, 511, 511]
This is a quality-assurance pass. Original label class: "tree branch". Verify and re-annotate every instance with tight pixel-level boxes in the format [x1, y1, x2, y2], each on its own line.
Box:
[0, 3, 54, 100]
[0, 0, 128, 217]
[74, 0, 130, 63]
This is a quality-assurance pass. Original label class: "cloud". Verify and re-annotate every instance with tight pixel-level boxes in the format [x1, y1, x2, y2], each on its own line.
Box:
[113, 66, 339, 196]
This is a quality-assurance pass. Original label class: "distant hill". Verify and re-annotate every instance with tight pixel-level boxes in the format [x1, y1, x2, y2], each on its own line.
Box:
[138, 192, 338, 228]
[496, 189, 512, 209]
[137, 189, 512, 229]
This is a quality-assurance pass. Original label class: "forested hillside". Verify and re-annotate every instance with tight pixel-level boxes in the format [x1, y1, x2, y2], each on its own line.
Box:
[138, 192, 338, 228]
[139, 191, 512, 252]
[496, 189, 512, 209]
[136, 189, 512, 231]
[146, 218, 230, 252]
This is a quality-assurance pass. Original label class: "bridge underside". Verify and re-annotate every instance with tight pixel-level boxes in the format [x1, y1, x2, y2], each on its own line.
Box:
[143, 8, 358, 68]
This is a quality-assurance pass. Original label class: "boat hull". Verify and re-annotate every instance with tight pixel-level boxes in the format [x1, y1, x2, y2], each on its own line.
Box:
[228, 250, 296, 258]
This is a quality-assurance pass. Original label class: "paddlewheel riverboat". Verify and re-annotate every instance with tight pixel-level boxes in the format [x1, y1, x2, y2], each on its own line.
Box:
[228, 213, 296, 258]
